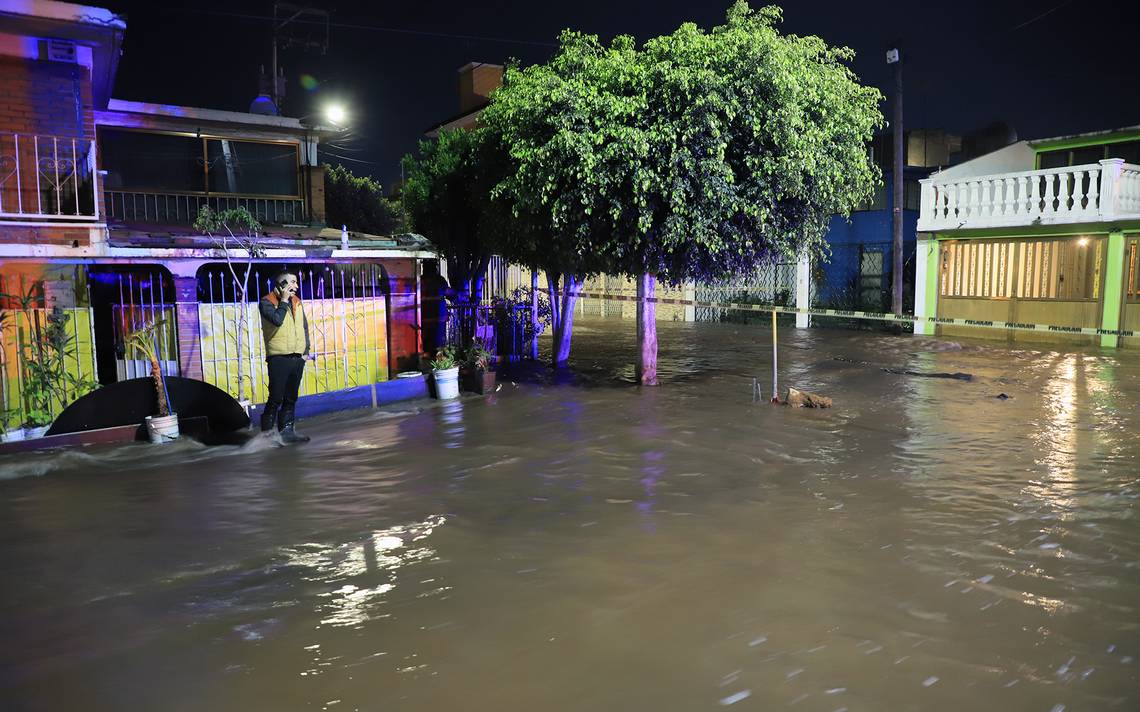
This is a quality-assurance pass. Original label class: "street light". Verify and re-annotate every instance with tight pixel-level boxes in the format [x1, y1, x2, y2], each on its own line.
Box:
[298, 105, 349, 227]
[325, 104, 346, 126]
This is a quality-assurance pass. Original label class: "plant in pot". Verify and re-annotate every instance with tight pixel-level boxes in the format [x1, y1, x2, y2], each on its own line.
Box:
[430, 345, 460, 400]
[11, 304, 97, 440]
[125, 319, 180, 443]
[461, 338, 496, 394]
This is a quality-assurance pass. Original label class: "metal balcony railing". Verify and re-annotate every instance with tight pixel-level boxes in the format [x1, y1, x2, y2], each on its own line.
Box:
[103, 190, 306, 226]
[0, 132, 99, 221]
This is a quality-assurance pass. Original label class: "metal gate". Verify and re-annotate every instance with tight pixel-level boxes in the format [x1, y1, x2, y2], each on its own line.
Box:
[87, 267, 180, 382]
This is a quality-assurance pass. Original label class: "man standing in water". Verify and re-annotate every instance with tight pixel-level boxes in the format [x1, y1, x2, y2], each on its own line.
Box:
[259, 271, 311, 443]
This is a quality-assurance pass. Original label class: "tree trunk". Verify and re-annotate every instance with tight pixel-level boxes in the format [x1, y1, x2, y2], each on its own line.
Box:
[529, 268, 539, 360]
[552, 273, 578, 369]
[234, 265, 251, 404]
[151, 357, 170, 417]
[636, 272, 658, 386]
[547, 271, 561, 341]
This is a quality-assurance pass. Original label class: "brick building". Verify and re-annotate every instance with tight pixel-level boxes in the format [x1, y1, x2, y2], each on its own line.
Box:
[0, 1, 434, 437]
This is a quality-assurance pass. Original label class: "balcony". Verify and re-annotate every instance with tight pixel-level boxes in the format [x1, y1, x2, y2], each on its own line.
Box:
[103, 190, 306, 226]
[918, 158, 1140, 232]
[0, 132, 100, 222]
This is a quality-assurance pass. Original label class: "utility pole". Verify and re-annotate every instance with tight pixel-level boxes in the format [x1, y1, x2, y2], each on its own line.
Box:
[270, 3, 331, 115]
[887, 46, 904, 316]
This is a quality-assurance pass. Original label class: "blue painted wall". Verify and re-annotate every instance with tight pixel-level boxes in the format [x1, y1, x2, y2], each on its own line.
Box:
[815, 168, 924, 311]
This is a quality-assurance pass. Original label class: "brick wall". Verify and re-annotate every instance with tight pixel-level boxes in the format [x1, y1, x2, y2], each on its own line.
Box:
[386, 258, 422, 374]
[309, 165, 326, 224]
[0, 54, 102, 237]
[0, 55, 93, 138]
[0, 225, 98, 247]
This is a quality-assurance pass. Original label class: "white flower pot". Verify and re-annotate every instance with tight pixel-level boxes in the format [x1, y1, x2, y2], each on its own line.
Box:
[24, 425, 49, 440]
[2, 428, 26, 442]
[432, 366, 460, 400]
[145, 413, 181, 444]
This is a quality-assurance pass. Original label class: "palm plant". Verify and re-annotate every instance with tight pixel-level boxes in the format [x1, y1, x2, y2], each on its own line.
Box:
[125, 319, 173, 417]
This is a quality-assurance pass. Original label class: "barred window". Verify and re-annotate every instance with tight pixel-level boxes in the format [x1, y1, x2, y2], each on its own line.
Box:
[940, 238, 1101, 301]
[1127, 240, 1140, 303]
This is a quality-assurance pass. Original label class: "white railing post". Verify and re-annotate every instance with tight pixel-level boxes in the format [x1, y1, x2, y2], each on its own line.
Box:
[919, 179, 933, 225]
[1099, 158, 1124, 220]
[795, 252, 810, 329]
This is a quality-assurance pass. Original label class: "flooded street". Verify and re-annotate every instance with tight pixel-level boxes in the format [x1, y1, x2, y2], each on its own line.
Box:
[1, 319, 1138, 711]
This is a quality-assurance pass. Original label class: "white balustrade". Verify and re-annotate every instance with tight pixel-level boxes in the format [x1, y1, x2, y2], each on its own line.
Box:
[919, 159, 1140, 231]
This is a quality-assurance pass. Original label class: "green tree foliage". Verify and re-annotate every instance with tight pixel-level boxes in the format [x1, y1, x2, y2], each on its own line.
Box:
[401, 129, 510, 304]
[323, 163, 405, 236]
[479, 2, 883, 366]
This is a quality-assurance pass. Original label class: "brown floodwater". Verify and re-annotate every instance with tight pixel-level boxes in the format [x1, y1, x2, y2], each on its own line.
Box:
[1, 319, 1138, 711]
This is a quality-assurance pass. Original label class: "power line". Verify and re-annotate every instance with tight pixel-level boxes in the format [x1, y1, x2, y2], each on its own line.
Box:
[1011, 0, 1075, 31]
[167, 7, 557, 49]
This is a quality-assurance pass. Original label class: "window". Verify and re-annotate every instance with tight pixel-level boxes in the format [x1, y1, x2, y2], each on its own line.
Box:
[1036, 140, 1140, 169]
[206, 139, 299, 196]
[940, 237, 1101, 301]
[99, 130, 202, 192]
[1128, 240, 1140, 303]
[100, 129, 300, 197]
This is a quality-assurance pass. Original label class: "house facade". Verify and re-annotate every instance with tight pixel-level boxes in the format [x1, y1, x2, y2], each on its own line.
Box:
[915, 126, 1140, 347]
[0, 1, 433, 435]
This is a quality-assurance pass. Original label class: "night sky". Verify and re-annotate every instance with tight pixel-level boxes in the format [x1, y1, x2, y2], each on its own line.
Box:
[102, 0, 1140, 189]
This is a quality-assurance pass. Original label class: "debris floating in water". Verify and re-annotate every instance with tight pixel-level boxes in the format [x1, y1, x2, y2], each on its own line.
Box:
[748, 636, 768, 647]
[785, 387, 833, 408]
[881, 367, 973, 381]
[718, 690, 751, 706]
[922, 676, 939, 687]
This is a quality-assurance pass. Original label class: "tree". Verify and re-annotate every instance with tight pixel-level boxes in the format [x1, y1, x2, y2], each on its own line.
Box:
[480, 2, 883, 374]
[402, 128, 509, 306]
[194, 206, 264, 404]
[323, 163, 405, 236]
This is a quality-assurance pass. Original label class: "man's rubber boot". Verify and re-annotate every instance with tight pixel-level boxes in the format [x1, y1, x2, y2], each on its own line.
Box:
[260, 406, 278, 433]
[278, 405, 310, 444]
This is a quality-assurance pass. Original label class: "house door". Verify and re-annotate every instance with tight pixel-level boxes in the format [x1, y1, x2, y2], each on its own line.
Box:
[86, 266, 179, 385]
[858, 248, 885, 311]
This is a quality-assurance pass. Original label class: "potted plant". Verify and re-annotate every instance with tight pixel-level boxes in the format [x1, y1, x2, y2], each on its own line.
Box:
[0, 409, 23, 442]
[461, 338, 496, 394]
[125, 319, 180, 443]
[430, 345, 460, 400]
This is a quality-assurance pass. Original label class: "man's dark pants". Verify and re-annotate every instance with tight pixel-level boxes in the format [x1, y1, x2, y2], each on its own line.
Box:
[262, 354, 306, 432]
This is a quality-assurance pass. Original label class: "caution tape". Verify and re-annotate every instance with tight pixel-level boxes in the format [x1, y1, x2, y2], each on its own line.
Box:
[542, 289, 1136, 338]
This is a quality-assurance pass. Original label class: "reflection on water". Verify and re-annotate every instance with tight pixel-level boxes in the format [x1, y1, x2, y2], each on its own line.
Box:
[1, 319, 1139, 711]
[282, 515, 448, 629]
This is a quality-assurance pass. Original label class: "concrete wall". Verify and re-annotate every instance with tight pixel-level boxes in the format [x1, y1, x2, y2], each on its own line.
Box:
[932, 141, 1037, 180]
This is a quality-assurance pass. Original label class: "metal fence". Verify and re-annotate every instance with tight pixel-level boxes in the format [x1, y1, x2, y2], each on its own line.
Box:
[694, 261, 797, 323]
[104, 190, 305, 225]
[0, 307, 97, 429]
[0, 132, 99, 221]
[197, 264, 389, 403]
[811, 242, 914, 322]
[97, 268, 180, 381]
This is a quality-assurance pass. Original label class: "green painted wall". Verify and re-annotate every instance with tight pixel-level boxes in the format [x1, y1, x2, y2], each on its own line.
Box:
[1100, 231, 1126, 348]
[1032, 129, 1140, 153]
